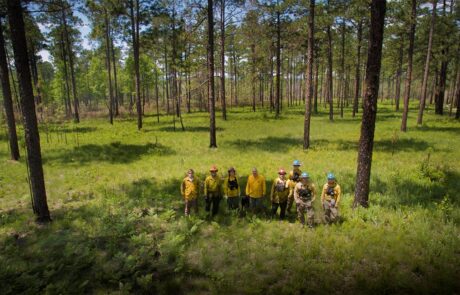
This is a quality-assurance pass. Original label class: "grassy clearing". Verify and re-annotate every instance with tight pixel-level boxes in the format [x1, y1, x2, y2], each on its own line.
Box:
[0, 102, 459, 294]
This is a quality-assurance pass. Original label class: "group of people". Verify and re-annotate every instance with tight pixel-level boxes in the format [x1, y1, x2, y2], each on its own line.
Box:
[180, 160, 342, 227]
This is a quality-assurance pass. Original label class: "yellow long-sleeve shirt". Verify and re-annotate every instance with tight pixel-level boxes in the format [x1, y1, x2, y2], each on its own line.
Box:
[288, 168, 302, 199]
[181, 177, 200, 200]
[270, 177, 289, 203]
[321, 182, 342, 206]
[245, 174, 266, 198]
[223, 176, 240, 198]
[204, 175, 222, 196]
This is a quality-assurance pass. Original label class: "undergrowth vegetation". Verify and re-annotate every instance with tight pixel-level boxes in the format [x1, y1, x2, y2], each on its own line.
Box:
[0, 103, 459, 294]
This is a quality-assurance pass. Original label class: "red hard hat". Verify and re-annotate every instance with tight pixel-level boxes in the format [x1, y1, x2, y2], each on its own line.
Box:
[278, 168, 286, 175]
[210, 165, 218, 172]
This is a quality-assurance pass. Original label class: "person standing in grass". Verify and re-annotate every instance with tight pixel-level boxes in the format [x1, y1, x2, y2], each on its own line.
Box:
[287, 160, 302, 213]
[270, 168, 289, 219]
[294, 172, 316, 228]
[224, 167, 240, 210]
[204, 165, 223, 216]
[245, 167, 266, 212]
[181, 169, 200, 216]
[321, 172, 342, 223]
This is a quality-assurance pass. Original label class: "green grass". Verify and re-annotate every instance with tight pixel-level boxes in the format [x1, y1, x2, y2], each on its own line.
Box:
[0, 102, 459, 294]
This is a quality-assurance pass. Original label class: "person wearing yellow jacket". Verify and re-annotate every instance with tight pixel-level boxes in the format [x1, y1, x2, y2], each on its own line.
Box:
[294, 172, 316, 228]
[204, 165, 223, 216]
[287, 160, 302, 213]
[270, 168, 290, 219]
[245, 167, 266, 212]
[321, 172, 342, 223]
[180, 169, 200, 216]
[223, 167, 240, 210]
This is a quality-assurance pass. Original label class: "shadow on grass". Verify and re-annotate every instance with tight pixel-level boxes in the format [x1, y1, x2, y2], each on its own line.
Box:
[416, 125, 460, 134]
[39, 126, 98, 134]
[227, 137, 302, 152]
[158, 126, 225, 132]
[350, 138, 433, 153]
[372, 169, 460, 208]
[45, 141, 175, 164]
[226, 136, 433, 153]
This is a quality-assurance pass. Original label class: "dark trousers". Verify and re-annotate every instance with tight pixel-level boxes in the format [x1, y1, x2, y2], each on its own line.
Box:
[241, 196, 250, 209]
[205, 193, 221, 216]
[271, 201, 287, 219]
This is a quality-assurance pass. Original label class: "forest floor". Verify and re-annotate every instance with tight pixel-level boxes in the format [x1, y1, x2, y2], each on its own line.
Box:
[1, 102, 459, 294]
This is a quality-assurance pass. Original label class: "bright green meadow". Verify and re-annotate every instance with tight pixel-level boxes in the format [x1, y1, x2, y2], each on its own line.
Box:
[0, 102, 459, 294]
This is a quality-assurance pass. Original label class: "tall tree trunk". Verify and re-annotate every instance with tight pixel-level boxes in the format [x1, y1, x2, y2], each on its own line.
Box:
[104, 10, 114, 125]
[275, 10, 281, 117]
[354, 0, 386, 208]
[130, 0, 142, 129]
[28, 42, 42, 112]
[111, 31, 119, 116]
[340, 19, 345, 118]
[251, 43, 256, 112]
[7, 0, 51, 222]
[62, 7, 79, 123]
[269, 48, 274, 111]
[417, 0, 437, 125]
[220, 0, 227, 120]
[303, 0, 315, 149]
[353, 19, 363, 117]
[401, 0, 416, 132]
[208, 0, 217, 147]
[0, 18, 20, 160]
[435, 59, 448, 115]
[394, 36, 403, 111]
[327, 24, 333, 120]
[455, 68, 460, 119]
[435, 0, 449, 115]
[60, 32, 72, 118]
[313, 56, 319, 114]
[155, 69, 160, 122]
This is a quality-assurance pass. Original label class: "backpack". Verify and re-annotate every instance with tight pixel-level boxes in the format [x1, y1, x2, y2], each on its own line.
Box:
[299, 187, 312, 201]
[275, 180, 286, 192]
[228, 178, 239, 190]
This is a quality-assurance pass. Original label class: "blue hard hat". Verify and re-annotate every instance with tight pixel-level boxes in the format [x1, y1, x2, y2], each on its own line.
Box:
[327, 172, 335, 180]
[293, 160, 301, 166]
[301, 172, 309, 178]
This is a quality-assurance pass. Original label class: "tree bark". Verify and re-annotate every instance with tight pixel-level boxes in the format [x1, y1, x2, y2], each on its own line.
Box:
[60, 31, 72, 118]
[354, 0, 386, 208]
[7, 0, 51, 222]
[353, 19, 363, 117]
[340, 19, 345, 118]
[208, 0, 217, 148]
[313, 56, 319, 114]
[326, 19, 333, 120]
[220, 0, 227, 120]
[130, 0, 142, 129]
[394, 36, 403, 111]
[303, 0, 315, 149]
[435, 0, 449, 115]
[275, 10, 281, 117]
[104, 10, 114, 125]
[62, 7, 79, 123]
[111, 31, 119, 116]
[251, 43, 256, 112]
[401, 0, 416, 132]
[417, 0, 437, 125]
[455, 68, 460, 119]
[0, 18, 20, 160]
